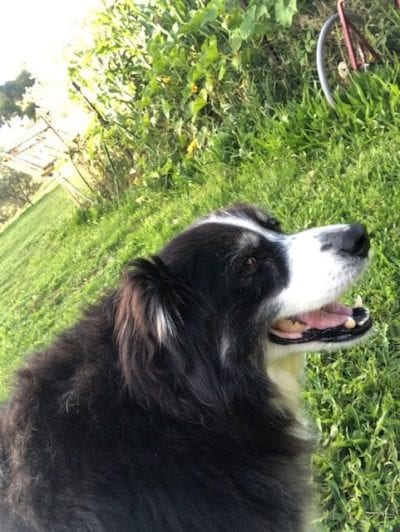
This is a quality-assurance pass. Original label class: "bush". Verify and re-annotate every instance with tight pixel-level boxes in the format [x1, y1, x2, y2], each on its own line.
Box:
[68, 0, 302, 198]
[0, 167, 41, 224]
[68, 0, 400, 201]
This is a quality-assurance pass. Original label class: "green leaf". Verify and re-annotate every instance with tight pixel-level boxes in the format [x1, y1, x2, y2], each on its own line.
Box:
[274, 0, 297, 28]
[182, 0, 225, 34]
[201, 36, 219, 66]
[159, 157, 173, 175]
[190, 88, 208, 116]
[230, 29, 243, 54]
[218, 60, 227, 81]
[231, 54, 241, 70]
[161, 98, 172, 119]
[239, 5, 257, 39]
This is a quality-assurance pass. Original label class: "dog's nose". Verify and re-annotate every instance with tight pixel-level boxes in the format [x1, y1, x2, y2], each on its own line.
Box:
[339, 224, 370, 258]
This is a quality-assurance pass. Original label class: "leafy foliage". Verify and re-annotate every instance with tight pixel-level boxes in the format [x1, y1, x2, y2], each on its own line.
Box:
[68, 0, 400, 201]
[69, 0, 299, 198]
[0, 164, 40, 223]
[0, 70, 37, 127]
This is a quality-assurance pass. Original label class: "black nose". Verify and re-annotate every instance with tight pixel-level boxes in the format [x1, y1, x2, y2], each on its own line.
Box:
[340, 224, 370, 257]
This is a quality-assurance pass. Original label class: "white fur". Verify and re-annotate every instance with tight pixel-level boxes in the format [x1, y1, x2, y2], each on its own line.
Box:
[197, 216, 369, 365]
[237, 230, 260, 249]
[198, 216, 368, 323]
[275, 225, 367, 319]
[266, 352, 305, 415]
[220, 333, 230, 362]
[153, 303, 175, 344]
[195, 214, 284, 243]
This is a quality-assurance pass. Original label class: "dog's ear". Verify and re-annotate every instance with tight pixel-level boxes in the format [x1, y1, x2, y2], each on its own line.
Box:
[114, 256, 223, 418]
[115, 256, 180, 353]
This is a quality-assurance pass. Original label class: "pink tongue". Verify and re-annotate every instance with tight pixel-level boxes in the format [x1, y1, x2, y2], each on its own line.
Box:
[324, 302, 353, 316]
[298, 304, 352, 330]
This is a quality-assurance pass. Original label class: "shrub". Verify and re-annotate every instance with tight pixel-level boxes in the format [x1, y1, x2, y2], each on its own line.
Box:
[69, 0, 400, 200]
[68, 0, 301, 198]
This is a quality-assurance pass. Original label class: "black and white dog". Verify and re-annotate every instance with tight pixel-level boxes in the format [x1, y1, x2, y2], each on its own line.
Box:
[0, 204, 372, 531]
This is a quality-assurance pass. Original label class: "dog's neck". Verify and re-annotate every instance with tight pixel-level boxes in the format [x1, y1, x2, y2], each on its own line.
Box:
[265, 351, 315, 450]
[265, 349, 305, 417]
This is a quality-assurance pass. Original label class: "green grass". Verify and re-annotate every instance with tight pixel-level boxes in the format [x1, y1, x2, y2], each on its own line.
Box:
[1, 71, 400, 530]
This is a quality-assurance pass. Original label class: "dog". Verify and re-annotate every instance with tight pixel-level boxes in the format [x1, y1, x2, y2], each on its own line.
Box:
[0, 204, 372, 531]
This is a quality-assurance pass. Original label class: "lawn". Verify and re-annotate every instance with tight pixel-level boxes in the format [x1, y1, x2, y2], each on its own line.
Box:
[1, 76, 399, 529]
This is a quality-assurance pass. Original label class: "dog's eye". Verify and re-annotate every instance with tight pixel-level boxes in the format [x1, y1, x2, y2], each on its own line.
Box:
[243, 256, 257, 273]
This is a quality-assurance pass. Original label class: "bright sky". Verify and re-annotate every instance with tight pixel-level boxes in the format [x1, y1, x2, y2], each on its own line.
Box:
[0, 0, 102, 147]
[0, 0, 101, 83]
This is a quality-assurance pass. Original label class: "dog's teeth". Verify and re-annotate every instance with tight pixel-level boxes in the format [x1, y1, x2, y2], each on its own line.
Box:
[274, 319, 307, 332]
[291, 321, 307, 332]
[344, 317, 356, 329]
[354, 295, 363, 308]
[276, 319, 295, 332]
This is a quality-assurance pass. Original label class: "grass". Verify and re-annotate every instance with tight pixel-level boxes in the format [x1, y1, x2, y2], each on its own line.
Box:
[1, 69, 400, 530]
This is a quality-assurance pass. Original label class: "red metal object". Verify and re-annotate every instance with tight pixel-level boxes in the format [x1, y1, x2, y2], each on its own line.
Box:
[337, 0, 381, 71]
[337, 0, 358, 69]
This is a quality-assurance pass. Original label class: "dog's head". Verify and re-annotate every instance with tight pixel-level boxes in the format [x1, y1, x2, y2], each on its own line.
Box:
[114, 205, 372, 418]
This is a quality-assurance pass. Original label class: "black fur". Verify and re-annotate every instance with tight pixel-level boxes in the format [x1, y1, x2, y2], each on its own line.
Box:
[0, 205, 312, 531]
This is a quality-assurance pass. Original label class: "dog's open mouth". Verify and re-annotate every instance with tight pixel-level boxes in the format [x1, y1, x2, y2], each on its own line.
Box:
[269, 296, 372, 345]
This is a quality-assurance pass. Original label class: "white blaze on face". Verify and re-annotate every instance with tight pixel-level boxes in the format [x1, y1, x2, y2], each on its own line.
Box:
[195, 213, 369, 354]
[275, 224, 366, 320]
[195, 217, 367, 323]
[194, 214, 283, 243]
